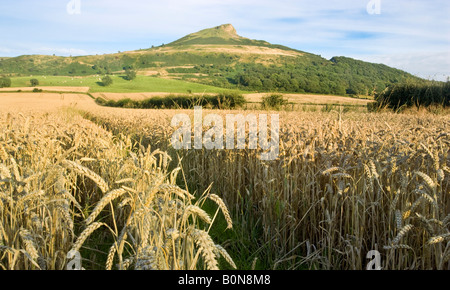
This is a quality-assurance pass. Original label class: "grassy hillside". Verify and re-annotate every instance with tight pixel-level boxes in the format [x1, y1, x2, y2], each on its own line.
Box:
[0, 24, 426, 96]
[168, 24, 298, 52]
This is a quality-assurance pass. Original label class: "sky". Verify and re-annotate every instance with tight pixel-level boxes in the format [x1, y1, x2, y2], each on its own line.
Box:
[1, 0, 449, 81]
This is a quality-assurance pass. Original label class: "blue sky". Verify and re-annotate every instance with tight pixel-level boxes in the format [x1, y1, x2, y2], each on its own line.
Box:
[1, 0, 449, 80]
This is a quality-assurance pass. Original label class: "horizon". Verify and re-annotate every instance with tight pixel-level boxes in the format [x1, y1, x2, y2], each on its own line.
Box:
[1, 0, 449, 81]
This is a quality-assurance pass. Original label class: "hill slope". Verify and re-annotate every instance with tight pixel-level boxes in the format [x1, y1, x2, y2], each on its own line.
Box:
[168, 24, 294, 50]
[0, 24, 424, 95]
[169, 24, 250, 46]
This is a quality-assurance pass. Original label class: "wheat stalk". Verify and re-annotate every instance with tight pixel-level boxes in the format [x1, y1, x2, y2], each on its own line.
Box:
[443, 214, 450, 226]
[415, 213, 436, 235]
[159, 184, 195, 200]
[208, 194, 233, 229]
[62, 160, 109, 194]
[428, 233, 450, 245]
[121, 257, 134, 270]
[71, 222, 105, 253]
[57, 203, 74, 233]
[105, 243, 117, 270]
[395, 210, 402, 229]
[363, 164, 372, 179]
[85, 188, 127, 225]
[183, 205, 212, 225]
[383, 244, 413, 250]
[415, 171, 437, 191]
[322, 167, 340, 175]
[369, 160, 379, 179]
[190, 229, 219, 270]
[215, 244, 237, 269]
[135, 246, 158, 270]
[10, 157, 21, 182]
[19, 228, 40, 265]
[392, 224, 413, 245]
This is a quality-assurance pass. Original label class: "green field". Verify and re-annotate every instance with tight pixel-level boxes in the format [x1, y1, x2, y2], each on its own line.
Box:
[7, 75, 236, 94]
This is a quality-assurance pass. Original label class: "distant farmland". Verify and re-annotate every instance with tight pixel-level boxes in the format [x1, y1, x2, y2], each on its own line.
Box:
[5, 75, 235, 94]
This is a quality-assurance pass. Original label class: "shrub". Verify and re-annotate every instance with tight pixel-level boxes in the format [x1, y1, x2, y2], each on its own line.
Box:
[30, 79, 39, 87]
[96, 93, 247, 110]
[125, 69, 137, 81]
[262, 94, 288, 110]
[102, 76, 113, 87]
[95, 97, 107, 105]
[116, 98, 137, 108]
[0, 77, 11, 88]
[217, 92, 246, 109]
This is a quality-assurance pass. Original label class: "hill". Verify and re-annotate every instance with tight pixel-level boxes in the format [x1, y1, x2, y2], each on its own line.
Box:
[169, 24, 250, 46]
[168, 24, 296, 51]
[0, 24, 425, 96]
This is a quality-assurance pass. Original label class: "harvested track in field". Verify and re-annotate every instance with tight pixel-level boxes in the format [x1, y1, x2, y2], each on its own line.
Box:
[0, 86, 90, 93]
[0, 93, 95, 113]
[244, 93, 374, 105]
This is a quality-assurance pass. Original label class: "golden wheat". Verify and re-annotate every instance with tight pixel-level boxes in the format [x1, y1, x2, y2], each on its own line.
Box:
[62, 160, 110, 194]
[2, 95, 448, 270]
[85, 188, 127, 225]
[183, 205, 212, 225]
[70, 222, 105, 253]
[190, 228, 219, 270]
[215, 244, 237, 269]
[208, 194, 233, 229]
[76, 106, 449, 270]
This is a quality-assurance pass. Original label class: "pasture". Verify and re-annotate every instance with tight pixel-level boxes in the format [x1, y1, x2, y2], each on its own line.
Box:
[5, 75, 234, 94]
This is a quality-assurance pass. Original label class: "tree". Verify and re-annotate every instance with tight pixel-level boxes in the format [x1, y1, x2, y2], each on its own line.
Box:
[93, 65, 104, 74]
[247, 77, 262, 89]
[30, 79, 39, 87]
[125, 69, 137, 81]
[102, 76, 113, 87]
[262, 79, 274, 90]
[0, 77, 11, 88]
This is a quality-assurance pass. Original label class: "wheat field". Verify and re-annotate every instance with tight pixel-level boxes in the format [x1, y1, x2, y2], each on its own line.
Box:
[0, 101, 235, 270]
[0, 94, 449, 270]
